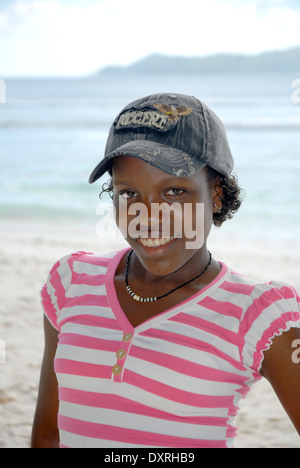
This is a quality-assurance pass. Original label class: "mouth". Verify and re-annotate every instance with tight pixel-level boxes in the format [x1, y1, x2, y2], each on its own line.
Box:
[137, 236, 175, 248]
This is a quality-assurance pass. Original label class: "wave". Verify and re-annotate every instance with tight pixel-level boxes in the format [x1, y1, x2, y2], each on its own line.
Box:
[0, 119, 112, 129]
[0, 119, 299, 131]
[3, 99, 120, 108]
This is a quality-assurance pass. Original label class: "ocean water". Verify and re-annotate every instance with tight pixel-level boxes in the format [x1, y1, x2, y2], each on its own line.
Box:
[0, 73, 299, 243]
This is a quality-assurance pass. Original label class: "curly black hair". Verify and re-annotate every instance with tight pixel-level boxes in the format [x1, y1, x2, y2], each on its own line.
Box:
[99, 166, 244, 228]
[205, 166, 244, 227]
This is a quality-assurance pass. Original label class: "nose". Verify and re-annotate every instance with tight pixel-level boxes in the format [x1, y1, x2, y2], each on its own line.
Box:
[134, 198, 180, 239]
[132, 199, 162, 238]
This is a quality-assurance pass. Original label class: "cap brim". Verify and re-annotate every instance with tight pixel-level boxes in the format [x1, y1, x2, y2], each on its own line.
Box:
[89, 140, 206, 183]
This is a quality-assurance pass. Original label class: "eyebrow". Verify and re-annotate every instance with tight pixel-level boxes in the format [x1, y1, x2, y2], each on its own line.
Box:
[113, 175, 192, 186]
[112, 178, 135, 186]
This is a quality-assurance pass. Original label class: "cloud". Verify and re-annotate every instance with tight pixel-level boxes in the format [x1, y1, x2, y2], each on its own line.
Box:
[0, 1, 107, 75]
[255, 0, 300, 13]
[282, 0, 300, 7]
[0, 0, 300, 76]
[271, 0, 300, 9]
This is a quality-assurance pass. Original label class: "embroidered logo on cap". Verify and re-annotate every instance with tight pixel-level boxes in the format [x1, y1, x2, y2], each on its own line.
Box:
[115, 103, 193, 132]
[153, 104, 193, 121]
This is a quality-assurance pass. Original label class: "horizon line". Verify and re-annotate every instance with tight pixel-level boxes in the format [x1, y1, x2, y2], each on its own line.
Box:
[1, 44, 300, 80]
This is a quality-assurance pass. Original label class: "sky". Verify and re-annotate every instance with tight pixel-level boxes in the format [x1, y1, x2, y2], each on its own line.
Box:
[0, 0, 300, 77]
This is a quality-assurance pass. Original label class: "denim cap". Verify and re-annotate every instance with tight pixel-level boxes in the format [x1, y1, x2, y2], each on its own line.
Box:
[89, 93, 234, 183]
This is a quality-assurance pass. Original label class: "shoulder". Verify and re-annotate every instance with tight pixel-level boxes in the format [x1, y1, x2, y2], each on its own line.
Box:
[223, 266, 300, 336]
[239, 276, 300, 328]
[41, 248, 129, 330]
[222, 265, 300, 312]
[48, 248, 127, 276]
[222, 267, 300, 375]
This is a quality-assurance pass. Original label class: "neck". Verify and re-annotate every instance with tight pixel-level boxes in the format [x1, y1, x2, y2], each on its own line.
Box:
[130, 245, 212, 289]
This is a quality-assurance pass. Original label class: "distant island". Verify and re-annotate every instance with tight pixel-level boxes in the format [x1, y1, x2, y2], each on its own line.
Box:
[98, 46, 300, 75]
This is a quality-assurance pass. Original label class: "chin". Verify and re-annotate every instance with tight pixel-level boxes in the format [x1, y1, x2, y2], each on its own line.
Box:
[129, 236, 200, 277]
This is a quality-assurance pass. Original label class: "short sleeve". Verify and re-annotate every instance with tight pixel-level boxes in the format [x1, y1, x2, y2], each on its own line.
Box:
[239, 282, 300, 376]
[41, 251, 92, 331]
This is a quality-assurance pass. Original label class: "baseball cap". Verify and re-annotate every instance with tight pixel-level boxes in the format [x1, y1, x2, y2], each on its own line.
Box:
[89, 93, 234, 183]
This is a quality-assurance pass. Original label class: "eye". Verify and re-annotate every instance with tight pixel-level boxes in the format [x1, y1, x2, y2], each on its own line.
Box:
[165, 188, 185, 197]
[119, 190, 137, 200]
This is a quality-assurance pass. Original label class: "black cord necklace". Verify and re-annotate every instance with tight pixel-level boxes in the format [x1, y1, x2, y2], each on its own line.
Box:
[125, 249, 212, 303]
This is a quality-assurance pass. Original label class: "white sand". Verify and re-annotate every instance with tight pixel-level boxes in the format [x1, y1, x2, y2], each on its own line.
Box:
[0, 219, 299, 448]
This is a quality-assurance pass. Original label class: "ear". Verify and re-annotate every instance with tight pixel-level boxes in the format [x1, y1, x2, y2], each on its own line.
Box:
[212, 177, 223, 213]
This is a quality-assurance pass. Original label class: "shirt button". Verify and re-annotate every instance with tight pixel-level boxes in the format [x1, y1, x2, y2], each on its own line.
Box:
[123, 332, 133, 343]
[112, 364, 122, 375]
[116, 349, 126, 360]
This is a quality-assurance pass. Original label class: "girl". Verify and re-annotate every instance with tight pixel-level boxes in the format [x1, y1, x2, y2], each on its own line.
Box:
[32, 93, 300, 448]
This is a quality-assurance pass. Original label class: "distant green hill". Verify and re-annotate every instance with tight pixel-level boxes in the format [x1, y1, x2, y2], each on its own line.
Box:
[99, 46, 300, 75]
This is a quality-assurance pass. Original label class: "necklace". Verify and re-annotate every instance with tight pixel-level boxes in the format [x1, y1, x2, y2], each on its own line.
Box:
[125, 249, 212, 303]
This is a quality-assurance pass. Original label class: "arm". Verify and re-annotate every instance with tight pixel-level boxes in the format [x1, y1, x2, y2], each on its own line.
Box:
[260, 327, 300, 435]
[31, 316, 60, 448]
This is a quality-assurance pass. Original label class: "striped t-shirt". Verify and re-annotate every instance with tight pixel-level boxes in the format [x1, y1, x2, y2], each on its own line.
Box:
[41, 248, 300, 448]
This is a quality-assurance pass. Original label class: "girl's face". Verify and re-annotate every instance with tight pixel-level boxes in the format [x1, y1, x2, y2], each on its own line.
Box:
[112, 156, 220, 277]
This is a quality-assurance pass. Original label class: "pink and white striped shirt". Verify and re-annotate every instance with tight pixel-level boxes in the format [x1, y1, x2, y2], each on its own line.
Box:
[41, 248, 300, 448]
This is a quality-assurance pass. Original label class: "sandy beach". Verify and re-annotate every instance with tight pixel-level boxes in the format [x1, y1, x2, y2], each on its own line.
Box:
[0, 218, 299, 449]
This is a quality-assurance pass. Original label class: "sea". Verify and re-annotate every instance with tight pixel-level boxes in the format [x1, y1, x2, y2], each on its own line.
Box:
[0, 72, 299, 246]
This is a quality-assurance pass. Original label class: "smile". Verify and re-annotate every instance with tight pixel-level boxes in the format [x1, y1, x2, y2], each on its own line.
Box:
[138, 236, 175, 248]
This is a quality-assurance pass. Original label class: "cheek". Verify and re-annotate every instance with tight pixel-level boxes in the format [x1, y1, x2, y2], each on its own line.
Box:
[180, 201, 213, 242]
[114, 199, 146, 239]
[204, 200, 214, 230]
[116, 211, 128, 238]
[114, 198, 128, 237]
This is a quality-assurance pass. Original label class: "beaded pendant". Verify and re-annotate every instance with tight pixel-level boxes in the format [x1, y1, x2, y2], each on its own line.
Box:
[126, 285, 158, 302]
[125, 249, 212, 303]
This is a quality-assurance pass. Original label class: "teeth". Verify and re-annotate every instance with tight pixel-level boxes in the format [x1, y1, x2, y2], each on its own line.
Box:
[139, 236, 174, 248]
